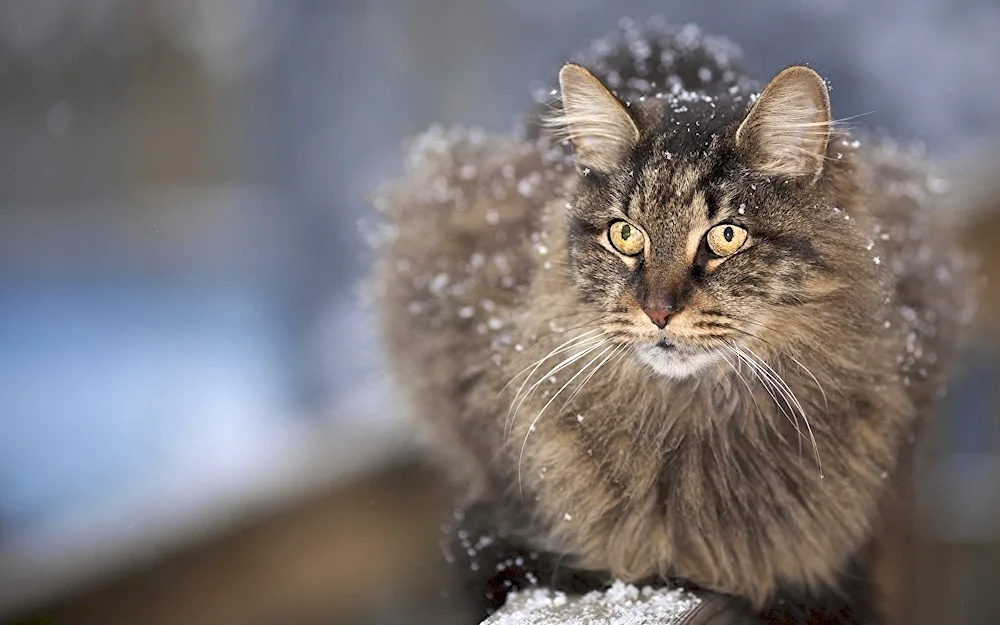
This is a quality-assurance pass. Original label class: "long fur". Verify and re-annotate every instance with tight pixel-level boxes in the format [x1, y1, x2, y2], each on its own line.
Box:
[371, 18, 974, 624]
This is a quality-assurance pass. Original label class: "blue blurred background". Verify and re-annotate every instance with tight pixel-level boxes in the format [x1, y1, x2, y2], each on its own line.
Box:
[0, 1, 998, 624]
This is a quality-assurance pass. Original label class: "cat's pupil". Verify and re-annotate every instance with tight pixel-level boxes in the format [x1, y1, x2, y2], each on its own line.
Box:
[723, 226, 733, 242]
[621, 225, 631, 240]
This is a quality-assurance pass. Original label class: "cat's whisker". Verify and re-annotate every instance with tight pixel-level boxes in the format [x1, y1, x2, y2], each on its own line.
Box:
[527, 310, 609, 334]
[712, 349, 743, 425]
[592, 339, 631, 384]
[507, 338, 609, 443]
[502, 329, 604, 396]
[513, 314, 616, 357]
[735, 324, 831, 415]
[731, 344, 803, 455]
[538, 318, 625, 336]
[506, 341, 608, 443]
[721, 321, 832, 415]
[712, 359, 735, 397]
[507, 321, 617, 369]
[727, 344, 795, 439]
[714, 347, 764, 431]
[517, 313, 619, 350]
[518, 340, 634, 497]
[503, 330, 607, 439]
[560, 342, 628, 411]
[518, 342, 617, 496]
[727, 344, 804, 445]
[783, 353, 830, 414]
[737, 343, 823, 477]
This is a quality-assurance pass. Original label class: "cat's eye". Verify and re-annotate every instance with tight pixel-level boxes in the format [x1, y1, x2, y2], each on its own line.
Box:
[706, 224, 748, 257]
[608, 221, 645, 256]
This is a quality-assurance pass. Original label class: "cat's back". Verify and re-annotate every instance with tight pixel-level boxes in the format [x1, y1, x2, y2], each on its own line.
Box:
[525, 18, 757, 141]
[371, 127, 562, 415]
[859, 137, 976, 409]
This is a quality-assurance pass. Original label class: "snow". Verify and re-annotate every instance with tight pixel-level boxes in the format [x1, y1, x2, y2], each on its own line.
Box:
[484, 581, 703, 625]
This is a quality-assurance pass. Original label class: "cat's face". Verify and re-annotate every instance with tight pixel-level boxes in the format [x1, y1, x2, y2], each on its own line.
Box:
[553, 64, 866, 379]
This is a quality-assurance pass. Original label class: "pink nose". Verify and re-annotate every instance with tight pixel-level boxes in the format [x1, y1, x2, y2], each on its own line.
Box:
[643, 307, 675, 329]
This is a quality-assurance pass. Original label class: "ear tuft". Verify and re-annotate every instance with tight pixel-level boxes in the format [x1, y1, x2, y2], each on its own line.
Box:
[735, 66, 831, 181]
[545, 64, 639, 173]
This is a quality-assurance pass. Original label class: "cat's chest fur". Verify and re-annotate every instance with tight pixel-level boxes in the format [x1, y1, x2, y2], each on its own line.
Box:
[501, 349, 903, 607]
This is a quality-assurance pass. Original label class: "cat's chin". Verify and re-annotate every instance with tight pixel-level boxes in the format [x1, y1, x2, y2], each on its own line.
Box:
[634, 342, 719, 379]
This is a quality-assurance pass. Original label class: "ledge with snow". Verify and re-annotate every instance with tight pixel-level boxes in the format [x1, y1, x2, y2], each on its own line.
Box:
[483, 581, 748, 625]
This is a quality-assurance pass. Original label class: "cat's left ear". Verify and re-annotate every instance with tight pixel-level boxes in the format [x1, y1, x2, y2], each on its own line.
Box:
[549, 64, 640, 173]
[735, 66, 831, 182]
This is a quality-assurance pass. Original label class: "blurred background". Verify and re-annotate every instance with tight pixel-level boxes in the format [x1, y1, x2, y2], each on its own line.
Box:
[0, 1, 998, 624]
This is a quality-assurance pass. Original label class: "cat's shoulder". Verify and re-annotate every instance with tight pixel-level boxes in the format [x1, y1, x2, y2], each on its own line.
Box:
[371, 127, 564, 341]
[374, 126, 561, 229]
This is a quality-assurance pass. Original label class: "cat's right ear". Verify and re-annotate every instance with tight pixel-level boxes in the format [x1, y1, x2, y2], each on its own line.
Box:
[547, 64, 639, 174]
[735, 66, 831, 182]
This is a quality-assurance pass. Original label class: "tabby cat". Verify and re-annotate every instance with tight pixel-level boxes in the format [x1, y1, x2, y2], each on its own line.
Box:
[371, 18, 973, 625]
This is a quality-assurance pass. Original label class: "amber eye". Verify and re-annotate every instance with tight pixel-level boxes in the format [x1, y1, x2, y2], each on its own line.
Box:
[706, 224, 748, 257]
[608, 221, 645, 256]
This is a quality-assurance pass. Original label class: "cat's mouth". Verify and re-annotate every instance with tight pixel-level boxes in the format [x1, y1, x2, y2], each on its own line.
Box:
[635, 338, 719, 379]
[655, 338, 676, 351]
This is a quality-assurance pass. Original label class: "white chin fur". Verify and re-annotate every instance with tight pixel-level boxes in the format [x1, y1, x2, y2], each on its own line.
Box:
[635, 344, 719, 379]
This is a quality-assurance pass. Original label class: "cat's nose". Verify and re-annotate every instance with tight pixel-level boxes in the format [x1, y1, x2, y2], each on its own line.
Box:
[642, 307, 675, 329]
[642, 292, 679, 328]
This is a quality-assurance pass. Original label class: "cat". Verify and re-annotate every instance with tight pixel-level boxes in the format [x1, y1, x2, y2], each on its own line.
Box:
[370, 18, 974, 625]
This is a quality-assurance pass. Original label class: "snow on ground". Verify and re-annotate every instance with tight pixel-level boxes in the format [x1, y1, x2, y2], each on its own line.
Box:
[484, 581, 705, 625]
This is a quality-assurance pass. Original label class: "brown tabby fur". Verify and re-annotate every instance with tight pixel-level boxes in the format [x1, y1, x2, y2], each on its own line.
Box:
[371, 20, 972, 623]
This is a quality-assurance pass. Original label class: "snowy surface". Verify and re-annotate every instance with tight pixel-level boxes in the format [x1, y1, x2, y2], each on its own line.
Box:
[484, 582, 704, 625]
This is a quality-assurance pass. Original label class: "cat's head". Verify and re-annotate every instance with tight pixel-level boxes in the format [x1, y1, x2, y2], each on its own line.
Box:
[548, 64, 878, 379]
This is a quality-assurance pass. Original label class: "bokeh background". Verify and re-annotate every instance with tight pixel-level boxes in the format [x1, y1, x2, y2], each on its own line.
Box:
[1, 1, 998, 624]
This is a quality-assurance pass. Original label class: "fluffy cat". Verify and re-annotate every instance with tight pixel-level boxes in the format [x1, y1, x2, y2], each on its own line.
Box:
[370, 18, 974, 625]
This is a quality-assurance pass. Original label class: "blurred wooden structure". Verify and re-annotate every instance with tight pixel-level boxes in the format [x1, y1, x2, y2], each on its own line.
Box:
[6, 460, 452, 625]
